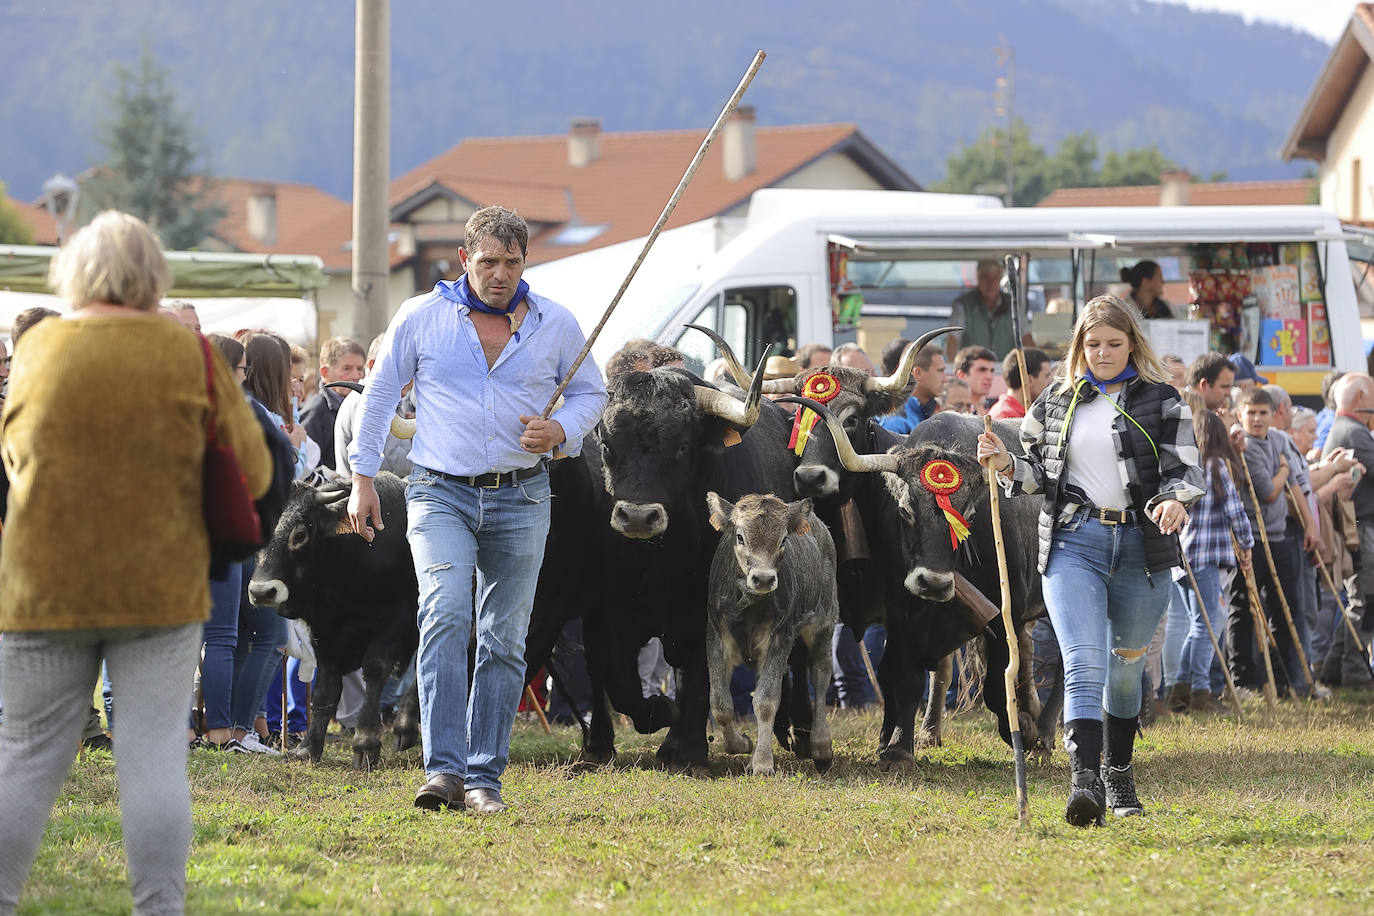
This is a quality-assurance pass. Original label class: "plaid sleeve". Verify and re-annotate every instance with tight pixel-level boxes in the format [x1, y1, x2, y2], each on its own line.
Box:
[1145, 385, 1205, 511]
[1004, 394, 1048, 497]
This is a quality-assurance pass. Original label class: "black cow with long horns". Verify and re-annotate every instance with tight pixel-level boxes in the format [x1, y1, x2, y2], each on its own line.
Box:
[581, 354, 804, 773]
[783, 399, 1052, 761]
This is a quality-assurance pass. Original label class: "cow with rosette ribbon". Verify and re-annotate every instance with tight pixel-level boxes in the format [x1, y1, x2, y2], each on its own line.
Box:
[780, 397, 1053, 764]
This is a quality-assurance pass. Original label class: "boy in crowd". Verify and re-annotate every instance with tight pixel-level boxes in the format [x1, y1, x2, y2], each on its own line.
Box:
[876, 339, 945, 434]
[953, 345, 997, 415]
[1230, 387, 1307, 696]
[988, 347, 1051, 419]
[301, 337, 366, 472]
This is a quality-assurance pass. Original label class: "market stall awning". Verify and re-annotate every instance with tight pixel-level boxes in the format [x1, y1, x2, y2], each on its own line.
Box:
[827, 233, 1111, 255]
[0, 245, 327, 298]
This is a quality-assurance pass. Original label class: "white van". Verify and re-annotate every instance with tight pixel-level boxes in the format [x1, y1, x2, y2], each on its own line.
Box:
[532, 193, 1362, 397]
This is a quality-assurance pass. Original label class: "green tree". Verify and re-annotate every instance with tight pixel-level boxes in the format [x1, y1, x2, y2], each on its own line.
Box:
[938, 126, 1181, 205]
[1098, 145, 1176, 187]
[0, 180, 35, 245]
[83, 46, 224, 249]
[933, 120, 1050, 206]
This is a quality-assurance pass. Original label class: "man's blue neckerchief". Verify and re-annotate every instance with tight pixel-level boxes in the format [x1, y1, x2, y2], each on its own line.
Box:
[436, 275, 530, 341]
[1083, 365, 1137, 394]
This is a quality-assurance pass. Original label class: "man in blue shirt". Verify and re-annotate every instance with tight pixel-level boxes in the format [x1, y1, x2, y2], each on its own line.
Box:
[349, 207, 607, 814]
[876, 339, 946, 435]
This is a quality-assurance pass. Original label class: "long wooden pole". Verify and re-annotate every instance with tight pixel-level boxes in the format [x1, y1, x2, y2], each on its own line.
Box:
[540, 51, 767, 418]
[1311, 551, 1371, 660]
[982, 416, 1028, 823]
[1236, 451, 1314, 689]
[1230, 530, 1280, 709]
[1177, 552, 1246, 719]
[857, 640, 884, 706]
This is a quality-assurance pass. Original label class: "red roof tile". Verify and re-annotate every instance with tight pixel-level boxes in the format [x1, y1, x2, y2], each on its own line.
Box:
[390, 123, 867, 263]
[1036, 179, 1315, 208]
[4, 195, 58, 245]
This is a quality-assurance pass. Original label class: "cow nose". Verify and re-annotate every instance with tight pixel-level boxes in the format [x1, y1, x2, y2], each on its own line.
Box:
[248, 578, 289, 607]
[747, 569, 777, 593]
[794, 465, 836, 496]
[610, 501, 668, 538]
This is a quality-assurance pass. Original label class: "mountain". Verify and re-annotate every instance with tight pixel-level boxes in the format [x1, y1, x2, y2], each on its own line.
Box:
[0, 0, 1329, 202]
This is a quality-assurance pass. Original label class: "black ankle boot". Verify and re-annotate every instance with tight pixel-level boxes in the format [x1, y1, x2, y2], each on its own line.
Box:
[1064, 718, 1104, 827]
[1103, 713, 1143, 817]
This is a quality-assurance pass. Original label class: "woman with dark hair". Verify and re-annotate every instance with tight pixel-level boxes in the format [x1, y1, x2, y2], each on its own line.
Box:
[978, 294, 1204, 826]
[1121, 260, 1173, 319]
[208, 333, 248, 389]
[231, 331, 305, 752]
[1176, 409, 1253, 713]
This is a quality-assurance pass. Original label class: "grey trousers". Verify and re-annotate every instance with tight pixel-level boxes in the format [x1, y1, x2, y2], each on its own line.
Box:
[0, 623, 201, 916]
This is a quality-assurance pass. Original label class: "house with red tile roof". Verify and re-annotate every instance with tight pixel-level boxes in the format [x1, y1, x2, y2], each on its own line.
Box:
[1283, 3, 1374, 223]
[7, 111, 919, 343]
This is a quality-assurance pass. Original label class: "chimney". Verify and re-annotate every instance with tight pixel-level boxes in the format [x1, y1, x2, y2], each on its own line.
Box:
[722, 105, 757, 181]
[1158, 170, 1191, 207]
[568, 118, 601, 167]
[246, 187, 277, 245]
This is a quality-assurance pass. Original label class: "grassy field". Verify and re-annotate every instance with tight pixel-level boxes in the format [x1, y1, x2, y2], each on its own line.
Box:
[18, 692, 1374, 915]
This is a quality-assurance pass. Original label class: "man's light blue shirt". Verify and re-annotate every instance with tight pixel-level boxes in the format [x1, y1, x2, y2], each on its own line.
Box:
[350, 284, 607, 478]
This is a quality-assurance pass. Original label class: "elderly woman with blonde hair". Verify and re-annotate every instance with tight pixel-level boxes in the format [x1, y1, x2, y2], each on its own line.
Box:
[0, 211, 272, 914]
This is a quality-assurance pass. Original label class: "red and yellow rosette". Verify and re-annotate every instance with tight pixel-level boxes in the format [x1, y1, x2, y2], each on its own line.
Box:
[919, 459, 972, 550]
[788, 371, 841, 456]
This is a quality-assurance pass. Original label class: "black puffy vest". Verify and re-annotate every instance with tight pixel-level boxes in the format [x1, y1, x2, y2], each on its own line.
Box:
[1036, 376, 1181, 574]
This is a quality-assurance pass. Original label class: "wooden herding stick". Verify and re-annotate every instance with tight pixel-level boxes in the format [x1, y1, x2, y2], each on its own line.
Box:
[1236, 451, 1314, 690]
[525, 684, 552, 735]
[539, 51, 766, 419]
[1177, 551, 1246, 719]
[1230, 530, 1280, 710]
[1311, 552, 1371, 662]
[982, 416, 1028, 824]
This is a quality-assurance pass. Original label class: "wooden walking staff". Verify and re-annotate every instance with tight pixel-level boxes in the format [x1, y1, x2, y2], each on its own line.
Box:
[539, 50, 767, 421]
[1286, 478, 1371, 660]
[525, 684, 552, 735]
[1235, 450, 1315, 689]
[1230, 529, 1281, 710]
[1311, 550, 1371, 660]
[982, 415, 1029, 824]
[1003, 254, 1031, 410]
[1177, 551, 1247, 719]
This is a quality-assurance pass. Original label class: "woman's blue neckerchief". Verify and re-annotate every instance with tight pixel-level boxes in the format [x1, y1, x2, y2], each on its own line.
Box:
[1083, 365, 1137, 394]
[436, 275, 530, 340]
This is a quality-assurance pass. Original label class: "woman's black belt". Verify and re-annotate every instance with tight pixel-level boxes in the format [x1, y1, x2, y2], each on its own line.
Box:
[426, 464, 544, 488]
[1081, 504, 1141, 526]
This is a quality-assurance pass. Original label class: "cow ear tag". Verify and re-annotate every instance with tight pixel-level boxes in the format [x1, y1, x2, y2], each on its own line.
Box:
[708, 512, 727, 531]
[335, 517, 356, 536]
[722, 428, 742, 448]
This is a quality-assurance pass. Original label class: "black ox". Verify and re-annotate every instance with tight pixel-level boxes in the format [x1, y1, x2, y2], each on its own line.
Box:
[247, 472, 421, 769]
[786, 399, 1052, 764]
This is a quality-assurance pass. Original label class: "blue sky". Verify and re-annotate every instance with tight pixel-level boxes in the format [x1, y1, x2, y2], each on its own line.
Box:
[1155, 0, 1355, 43]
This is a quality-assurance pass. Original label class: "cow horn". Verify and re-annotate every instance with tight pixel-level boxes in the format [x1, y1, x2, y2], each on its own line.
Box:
[684, 323, 751, 388]
[761, 377, 801, 395]
[324, 381, 365, 394]
[390, 415, 416, 439]
[311, 483, 350, 506]
[775, 395, 900, 474]
[864, 326, 962, 394]
[694, 351, 767, 429]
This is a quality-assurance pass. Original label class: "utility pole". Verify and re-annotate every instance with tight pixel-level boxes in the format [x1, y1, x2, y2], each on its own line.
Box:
[995, 38, 1015, 207]
[353, 0, 390, 341]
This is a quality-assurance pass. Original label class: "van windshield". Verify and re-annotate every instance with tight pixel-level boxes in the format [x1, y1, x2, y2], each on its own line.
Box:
[599, 282, 700, 353]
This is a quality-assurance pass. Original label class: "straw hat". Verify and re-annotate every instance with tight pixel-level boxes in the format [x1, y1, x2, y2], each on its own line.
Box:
[764, 355, 801, 380]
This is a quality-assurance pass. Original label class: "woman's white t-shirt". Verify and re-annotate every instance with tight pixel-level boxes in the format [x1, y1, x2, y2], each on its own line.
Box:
[1064, 390, 1130, 509]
